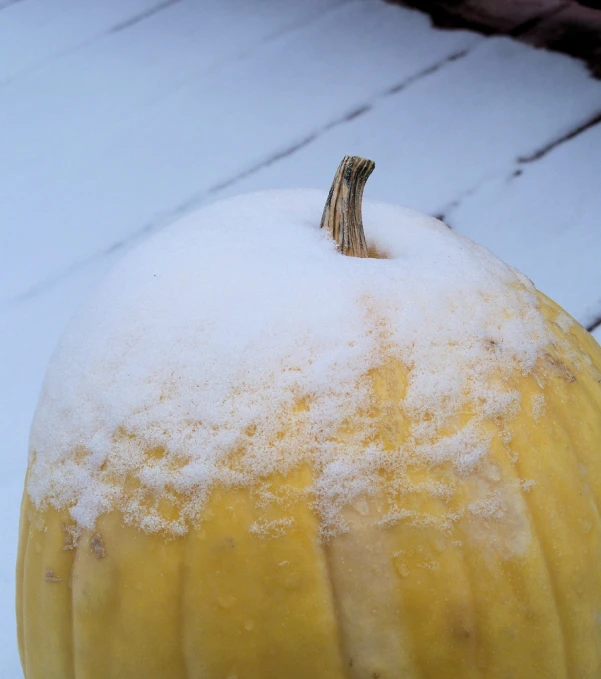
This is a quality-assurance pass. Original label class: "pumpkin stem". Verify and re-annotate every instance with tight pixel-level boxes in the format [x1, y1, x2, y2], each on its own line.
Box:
[321, 155, 375, 258]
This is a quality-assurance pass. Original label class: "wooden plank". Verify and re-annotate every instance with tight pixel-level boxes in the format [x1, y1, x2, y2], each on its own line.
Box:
[448, 121, 601, 327]
[0, 2, 480, 306]
[0, 0, 70, 25]
[0, 0, 170, 83]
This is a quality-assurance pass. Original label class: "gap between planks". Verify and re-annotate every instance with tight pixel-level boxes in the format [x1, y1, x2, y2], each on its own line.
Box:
[438, 110, 601, 224]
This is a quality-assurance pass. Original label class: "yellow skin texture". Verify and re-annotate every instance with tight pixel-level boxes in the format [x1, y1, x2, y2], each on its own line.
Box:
[16, 294, 601, 679]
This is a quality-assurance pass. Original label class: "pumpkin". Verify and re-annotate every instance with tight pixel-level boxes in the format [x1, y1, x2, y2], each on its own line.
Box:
[16, 157, 601, 679]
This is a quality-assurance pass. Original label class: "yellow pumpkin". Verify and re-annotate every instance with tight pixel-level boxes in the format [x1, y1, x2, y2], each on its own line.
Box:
[17, 157, 601, 679]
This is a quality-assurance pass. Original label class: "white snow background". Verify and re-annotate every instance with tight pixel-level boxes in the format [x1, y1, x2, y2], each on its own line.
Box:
[1, 0, 600, 675]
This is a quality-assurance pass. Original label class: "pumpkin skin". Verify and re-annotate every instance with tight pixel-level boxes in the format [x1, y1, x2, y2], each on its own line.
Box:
[15, 190, 601, 679]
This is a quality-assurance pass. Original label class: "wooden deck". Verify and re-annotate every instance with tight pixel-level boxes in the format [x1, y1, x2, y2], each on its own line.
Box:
[0, 2, 600, 673]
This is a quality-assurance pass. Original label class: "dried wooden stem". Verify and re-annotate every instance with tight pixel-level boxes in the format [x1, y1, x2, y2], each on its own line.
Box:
[320, 156, 375, 258]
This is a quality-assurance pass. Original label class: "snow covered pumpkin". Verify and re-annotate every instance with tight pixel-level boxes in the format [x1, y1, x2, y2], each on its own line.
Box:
[17, 157, 601, 679]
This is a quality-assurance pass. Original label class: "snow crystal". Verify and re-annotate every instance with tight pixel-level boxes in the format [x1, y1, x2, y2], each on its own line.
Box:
[27, 190, 552, 536]
[530, 393, 545, 421]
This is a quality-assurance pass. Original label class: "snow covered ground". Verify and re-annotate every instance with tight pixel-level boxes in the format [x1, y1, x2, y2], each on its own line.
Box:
[1, 0, 600, 674]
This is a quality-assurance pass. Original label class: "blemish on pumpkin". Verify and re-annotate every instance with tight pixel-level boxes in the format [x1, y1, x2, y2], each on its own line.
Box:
[221, 536, 235, 549]
[61, 521, 79, 550]
[484, 338, 500, 351]
[544, 353, 576, 383]
[44, 570, 62, 583]
[450, 607, 474, 642]
[218, 595, 237, 609]
[451, 621, 474, 642]
[90, 533, 106, 559]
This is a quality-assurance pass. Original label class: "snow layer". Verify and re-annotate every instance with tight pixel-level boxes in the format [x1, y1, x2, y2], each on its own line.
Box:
[28, 190, 552, 536]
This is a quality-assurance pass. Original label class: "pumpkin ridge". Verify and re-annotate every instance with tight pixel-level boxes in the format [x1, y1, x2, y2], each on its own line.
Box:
[544, 345, 601, 523]
[553, 388, 601, 536]
[509, 456, 569, 679]
[322, 539, 352, 678]
[448, 450, 538, 678]
[579, 452, 601, 535]
[513, 479, 569, 678]
[73, 521, 119, 676]
[21, 509, 37, 675]
[535, 380, 601, 676]
[177, 556, 189, 679]
[69, 557, 76, 679]
[16, 496, 30, 677]
[451, 540, 481, 679]
[509, 375, 600, 678]
[453, 545, 485, 679]
[394, 538, 437, 679]
[71, 539, 82, 678]
[65, 517, 76, 679]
